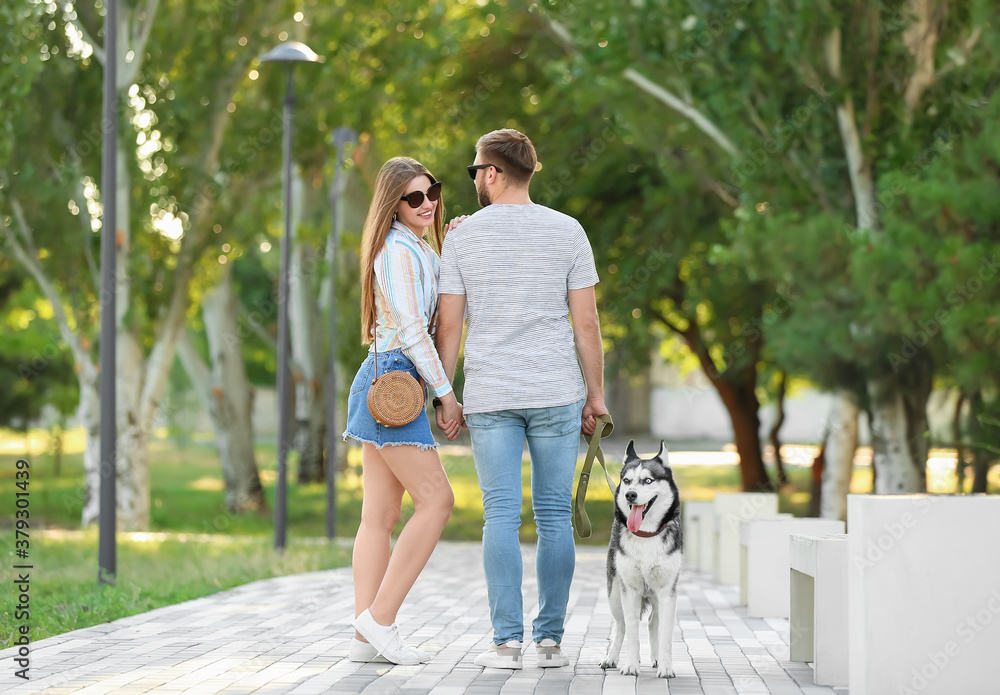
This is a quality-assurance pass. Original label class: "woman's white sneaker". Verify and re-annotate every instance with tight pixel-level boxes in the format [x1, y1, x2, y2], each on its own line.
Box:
[352, 610, 424, 665]
[349, 637, 430, 664]
[349, 637, 390, 663]
[474, 640, 523, 669]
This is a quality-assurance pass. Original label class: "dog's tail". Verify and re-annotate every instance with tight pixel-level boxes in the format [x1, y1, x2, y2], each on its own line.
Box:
[641, 597, 652, 619]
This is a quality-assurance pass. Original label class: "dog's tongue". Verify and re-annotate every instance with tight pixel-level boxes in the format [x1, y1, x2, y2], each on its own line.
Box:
[627, 504, 644, 533]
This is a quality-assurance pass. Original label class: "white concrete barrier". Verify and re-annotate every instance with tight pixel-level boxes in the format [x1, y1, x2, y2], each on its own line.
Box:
[848, 494, 1000, 695]
[682, 500, 715, 573]
[789, 533, 848, 686]
[737, 512, 793, 605]
[738, 518, 845, 617]
[712, 492, 778, 586]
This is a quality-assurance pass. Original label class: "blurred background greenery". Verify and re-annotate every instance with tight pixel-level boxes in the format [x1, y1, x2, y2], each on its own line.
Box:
[2, 0, 999, 643]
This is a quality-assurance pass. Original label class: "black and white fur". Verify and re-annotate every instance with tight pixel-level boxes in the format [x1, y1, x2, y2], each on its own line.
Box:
[600, 440, 683, 678]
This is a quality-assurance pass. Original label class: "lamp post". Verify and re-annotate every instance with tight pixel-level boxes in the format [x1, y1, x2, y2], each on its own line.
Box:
[98, 0, 119, 586]
[259, 41, 322, 552]
[325, 126, 358, 540]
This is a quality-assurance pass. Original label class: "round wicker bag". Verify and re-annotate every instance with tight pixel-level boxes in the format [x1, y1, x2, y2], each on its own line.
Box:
[367, 367, 424, 427]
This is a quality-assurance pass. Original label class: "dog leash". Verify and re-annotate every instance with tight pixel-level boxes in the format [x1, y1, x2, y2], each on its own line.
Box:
[573, 412, 616, 539]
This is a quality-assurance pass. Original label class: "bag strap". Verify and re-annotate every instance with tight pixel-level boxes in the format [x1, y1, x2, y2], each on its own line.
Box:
[573, 412, 616, 539]
[370, 265, 439, 386]
[372, 270, 380, 382]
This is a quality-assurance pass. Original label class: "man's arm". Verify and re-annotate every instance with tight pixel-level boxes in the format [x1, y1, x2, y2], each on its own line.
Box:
[435, 293, 466, 383]
[434, 293, 467, 437]
[568, 285, 606, 435]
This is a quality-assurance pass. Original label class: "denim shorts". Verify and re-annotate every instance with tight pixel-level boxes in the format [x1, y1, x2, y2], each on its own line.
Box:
[342, 348, 437, 451]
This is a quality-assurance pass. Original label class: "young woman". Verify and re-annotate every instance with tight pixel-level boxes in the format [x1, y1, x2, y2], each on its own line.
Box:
[343, 157, 462, 665]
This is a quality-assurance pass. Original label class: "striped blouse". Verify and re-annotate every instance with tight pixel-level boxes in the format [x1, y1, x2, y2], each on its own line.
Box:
[371, 221, 452, 398]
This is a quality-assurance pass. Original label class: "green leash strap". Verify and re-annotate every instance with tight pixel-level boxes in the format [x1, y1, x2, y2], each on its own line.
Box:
[573, 412, 616, 539]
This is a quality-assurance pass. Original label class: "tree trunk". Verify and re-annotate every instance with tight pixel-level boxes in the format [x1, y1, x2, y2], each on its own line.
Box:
[968, 391, 991, 494]
[769, 373, 788, 485]
[177, 272, 267, 513]
[288, 166, 326, 483]
[821, 388, 859, 520]
[867, 359, 932, 494]
[51, 416, 64, 476]
[715, 369, 771, 491]
[79, 371, 101, 522]
[953, 391, 966, 492]
[82, 333, 150, 530]
[202, 269, 266, 511]
[809, 441, 825, 518]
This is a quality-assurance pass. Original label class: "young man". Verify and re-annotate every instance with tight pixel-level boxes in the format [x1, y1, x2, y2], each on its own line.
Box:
[434, 129, 606, 669]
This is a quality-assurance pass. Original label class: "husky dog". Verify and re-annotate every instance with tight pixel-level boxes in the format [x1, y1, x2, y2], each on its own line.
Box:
[600, 440, 682, 678]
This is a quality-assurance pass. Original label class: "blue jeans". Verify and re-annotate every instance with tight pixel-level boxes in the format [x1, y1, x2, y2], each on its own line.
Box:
[464, 399, 584, 645]
[342, 348, 436, 451]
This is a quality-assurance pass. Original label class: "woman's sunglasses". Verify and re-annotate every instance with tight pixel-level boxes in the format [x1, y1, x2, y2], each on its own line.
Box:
[400, 181, 442, 208]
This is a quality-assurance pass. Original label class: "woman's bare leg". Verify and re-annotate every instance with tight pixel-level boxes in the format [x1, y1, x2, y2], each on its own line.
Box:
[353, 442, 405, 640]
[366, 444, 455, 626]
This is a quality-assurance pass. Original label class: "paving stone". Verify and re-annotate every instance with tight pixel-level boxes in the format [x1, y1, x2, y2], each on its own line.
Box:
[0, 542, 845, 694]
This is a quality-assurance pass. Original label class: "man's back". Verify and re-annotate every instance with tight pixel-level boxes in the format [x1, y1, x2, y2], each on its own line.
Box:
[439, 203, 599, 414]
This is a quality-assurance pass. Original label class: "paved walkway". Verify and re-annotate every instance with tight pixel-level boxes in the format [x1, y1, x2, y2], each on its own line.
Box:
[1, 542, 846, 695]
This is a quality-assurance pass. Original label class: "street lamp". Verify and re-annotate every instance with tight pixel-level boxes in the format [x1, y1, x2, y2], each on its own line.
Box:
[259, 40, 322, 552]
[325, 126, 358, 540]
[98, 0, 119, 586]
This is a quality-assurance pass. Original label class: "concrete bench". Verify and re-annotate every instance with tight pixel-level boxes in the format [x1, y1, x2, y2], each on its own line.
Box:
[738, 518, 845, 618]
[681, 500, 715, 573]
[712, 492, 779, 586]
[789, 533, 848, 686]
[848, 494, 1000, 695]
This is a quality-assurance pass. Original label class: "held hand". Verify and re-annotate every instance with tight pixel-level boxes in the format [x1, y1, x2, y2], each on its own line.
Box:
[445, 215, 469, 233]
[435, 393, 464, 441]
[581, 396, 608, 436]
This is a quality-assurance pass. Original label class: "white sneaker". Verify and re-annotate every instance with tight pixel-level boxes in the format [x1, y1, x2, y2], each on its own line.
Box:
[351, 610, 424, 665]
[474, 640, 523, 669]
[349, 637, 390, 663]
[350, 637, 430, 664]
[535, 638, 569, 667]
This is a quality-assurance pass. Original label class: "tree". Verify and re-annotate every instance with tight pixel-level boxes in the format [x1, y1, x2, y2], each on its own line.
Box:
[0, 270, 77, 437]
[2, 0, 285, 528]
[176, 264, 265, 513]
[531, 0, 997, 497]
[854, 95, 1000, 492]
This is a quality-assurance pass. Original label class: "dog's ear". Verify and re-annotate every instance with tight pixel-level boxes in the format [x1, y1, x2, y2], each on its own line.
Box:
[657, 440, 670, 466]
[625, 439, 638, 461]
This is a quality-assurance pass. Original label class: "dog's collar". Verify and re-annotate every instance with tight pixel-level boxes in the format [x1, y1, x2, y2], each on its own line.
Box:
[629, 520, 671, 538]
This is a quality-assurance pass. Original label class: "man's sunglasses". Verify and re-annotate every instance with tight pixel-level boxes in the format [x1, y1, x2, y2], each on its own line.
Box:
[400, 181, 442, 208]
[467, 164, 503, 180]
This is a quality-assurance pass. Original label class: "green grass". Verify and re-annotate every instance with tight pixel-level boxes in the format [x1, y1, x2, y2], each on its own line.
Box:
[0, 530, 351, 649]
[2, 428, 996, 649]
[0, 434, 793, 545]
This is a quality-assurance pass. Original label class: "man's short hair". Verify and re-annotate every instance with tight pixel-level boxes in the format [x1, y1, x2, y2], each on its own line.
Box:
[475, 129, 537, 186]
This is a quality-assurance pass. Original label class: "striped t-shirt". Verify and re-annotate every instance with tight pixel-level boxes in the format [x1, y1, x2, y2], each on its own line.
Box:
[371, 222, 452, 398]
[438, 203, 599, 414]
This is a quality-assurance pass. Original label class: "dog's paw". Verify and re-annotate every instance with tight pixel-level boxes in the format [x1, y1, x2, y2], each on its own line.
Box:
[599, 658, 617, 669]
[656, 664, 676, 678]
[619, 660, 640, 676]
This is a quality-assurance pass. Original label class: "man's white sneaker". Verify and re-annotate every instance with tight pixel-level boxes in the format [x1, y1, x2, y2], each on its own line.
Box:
[535, 639, 569, 667]
[352, 610, 424, 665]
[474, 640, 523, 669]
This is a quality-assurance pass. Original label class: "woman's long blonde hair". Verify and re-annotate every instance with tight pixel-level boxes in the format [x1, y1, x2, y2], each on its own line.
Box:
[360, 157, 445, 345]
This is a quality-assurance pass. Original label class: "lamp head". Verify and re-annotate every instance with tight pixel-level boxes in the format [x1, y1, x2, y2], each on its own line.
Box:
[258, 41, 323, 64]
